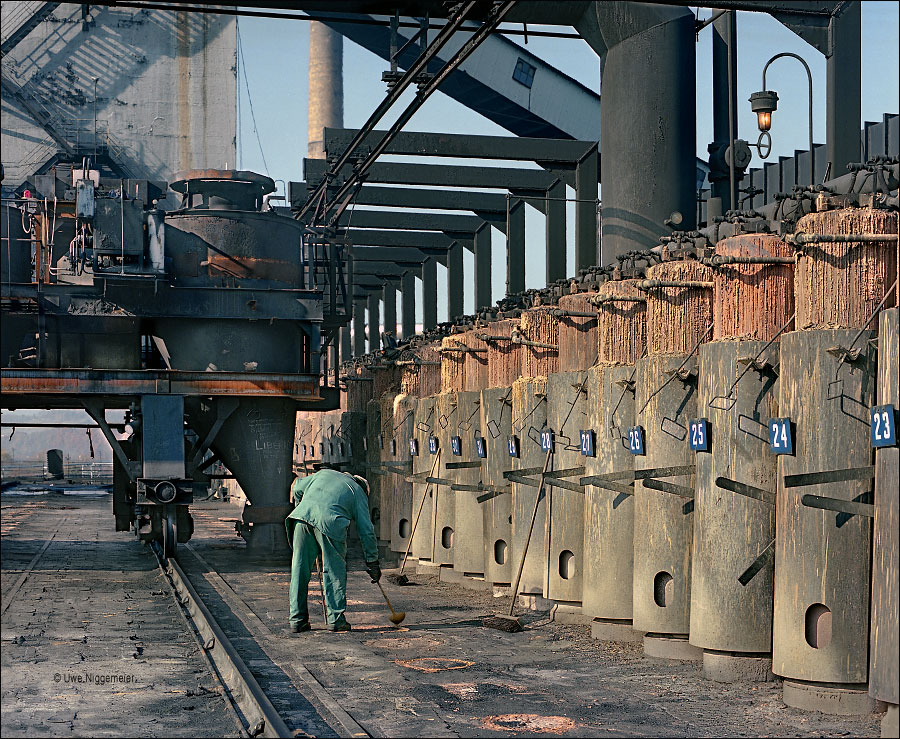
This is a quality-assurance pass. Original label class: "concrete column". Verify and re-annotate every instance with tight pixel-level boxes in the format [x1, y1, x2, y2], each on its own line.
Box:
[546, 181, 566, 284]
[421, 259, 437, 330]
[474, 225, 492, 311]
[353, 298, 366, 356]
[401, 272, 416, 340]
[382, 283, 397, 340]
[447, 242, 464, 321]
[827, 2, 861, 177]
[575, 146, 599, 272]
[507, 198, 525, 295]
[367, 292, 380, 353]
[307, 22, 343, 159]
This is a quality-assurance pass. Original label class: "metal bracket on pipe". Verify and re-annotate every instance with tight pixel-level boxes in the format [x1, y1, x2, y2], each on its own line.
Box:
[783, 465, 875, 488]
[437, 345, 487, 353]
[590, 295, 646, 306]
[787, 232, 899, 245]
[715, 476, 776, 506]
[738, 538, 775, 586]
[641, 478, 695, 499]
[425, 476, 456, 487]
[446, 460, 482, 469]
[505, 473, 584, 494]
[549, 308, 598, 320]
[635, 279, 714, 291]
[702, 254, 795, 267]
[474, 332, 512, 342]
[475, 487, 510, 504]
[504, 466, 585, 480]
[800, 494, 874, 518]
[510, 329, 558, 351]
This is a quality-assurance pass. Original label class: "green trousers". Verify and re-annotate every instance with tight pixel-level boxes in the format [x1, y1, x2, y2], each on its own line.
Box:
[289, 521, 348, 627]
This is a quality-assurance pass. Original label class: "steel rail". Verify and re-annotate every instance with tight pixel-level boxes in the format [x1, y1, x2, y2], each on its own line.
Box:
[152, 546, 291, 738]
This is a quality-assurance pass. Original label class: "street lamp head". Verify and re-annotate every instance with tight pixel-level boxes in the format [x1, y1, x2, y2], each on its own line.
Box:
[749, 90, 778, 132]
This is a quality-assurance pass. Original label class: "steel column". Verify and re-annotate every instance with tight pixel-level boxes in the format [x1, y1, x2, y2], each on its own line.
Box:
[401, 272, 416, 340]
[447, 242, 464, 321]
[382, 283, 397, 340]
[474, 225, 492, 312]
[575, 146, 599, 272]
[507, 197, 525, 295]
[421, 259, 437, 330]
[546, 180, 566, 284]
[353, 299, 366, 356]
[826, 2, 861, 177]
[367, 292, 380, 353]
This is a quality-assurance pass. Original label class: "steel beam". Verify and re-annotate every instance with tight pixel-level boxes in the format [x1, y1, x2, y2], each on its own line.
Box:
[401, 272, 416, 340]
[421, 259, 437, 331]
[344, 228, 461, 253]
[507, 197, 526, 295]
[336, 209, 483, 232]
[546, 180, 566, 283]
[474, 224, 492, 312]
[353, 298, 366, 356]
[447, 241, 464, 321]
[292, 181, 509, 214]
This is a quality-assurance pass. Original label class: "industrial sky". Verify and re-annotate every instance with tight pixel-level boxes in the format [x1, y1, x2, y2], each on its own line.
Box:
[235, 5, 899, 320]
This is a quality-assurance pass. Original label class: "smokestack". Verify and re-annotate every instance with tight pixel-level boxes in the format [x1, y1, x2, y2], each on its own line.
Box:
[307, 22, 343, 159]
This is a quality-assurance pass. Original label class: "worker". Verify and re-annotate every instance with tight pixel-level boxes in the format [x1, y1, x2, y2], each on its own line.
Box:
[285, 468, 381, 633]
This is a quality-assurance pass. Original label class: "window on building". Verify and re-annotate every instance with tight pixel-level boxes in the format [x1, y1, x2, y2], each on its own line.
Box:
[512, 58, 536, 88]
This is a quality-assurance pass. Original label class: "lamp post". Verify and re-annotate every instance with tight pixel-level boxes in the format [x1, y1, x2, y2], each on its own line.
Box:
[750, 52, 815, 186]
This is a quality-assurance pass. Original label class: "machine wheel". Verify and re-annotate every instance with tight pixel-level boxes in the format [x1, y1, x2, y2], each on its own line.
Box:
[162, 507, 177, 558]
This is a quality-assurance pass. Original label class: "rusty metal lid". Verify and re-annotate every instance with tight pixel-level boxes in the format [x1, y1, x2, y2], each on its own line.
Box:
[169, 169, 275, 195]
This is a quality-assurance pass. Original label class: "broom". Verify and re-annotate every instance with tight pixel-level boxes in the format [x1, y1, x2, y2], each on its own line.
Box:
[386, 450, 442, 586]
[483, 447, 553, 633]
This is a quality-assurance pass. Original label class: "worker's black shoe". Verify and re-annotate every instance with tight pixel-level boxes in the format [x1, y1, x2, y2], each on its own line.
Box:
[328, 618, 351, 632]
[289, 620, 311, 633]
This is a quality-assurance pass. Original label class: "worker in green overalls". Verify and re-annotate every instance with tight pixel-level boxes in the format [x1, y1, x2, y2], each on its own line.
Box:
[285, 468, 381, 633]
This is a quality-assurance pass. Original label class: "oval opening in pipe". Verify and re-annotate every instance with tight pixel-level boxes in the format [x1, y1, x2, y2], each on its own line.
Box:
[494, 539, 507, 565]
[441, 526, 454, 549]
[559, 550, 575, 580]
[399, 518, 410, 539]
[653, 571, 674, 607]
[805, 603, 832, 649]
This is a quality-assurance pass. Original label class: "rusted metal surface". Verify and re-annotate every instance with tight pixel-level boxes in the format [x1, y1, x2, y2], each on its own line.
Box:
[633, 355, 697, 637]
[511, 376, 549, 597]
[440, 334, 469, 392]
[519, 308, 559, 379]
[481, 386, 513, 585]
[644, 261, 714, 356]
[545, 371, 588, 606]
[400, 342, 442, 398]
[713, 234, 795, 341]
[773, 329, 875, 684]
[691, 340, 778, 654]
[482, 319, 521, 389]
[452, 390, 486, 577]
[373, 363, 404, 401]
[871, 307, 899, 706]
[556, 293, 599, 373]
[594, 279, 646, 365]
[411, 396, 438, 561]
[390, 394, 416, 553]
[346, 365, 373, 413]
[463, 331, 489, 392]
[794, 208, 898, 329]
[0, 368, 323, 399]
[432, 392, 457, 567]
[582, 363, 636, 623]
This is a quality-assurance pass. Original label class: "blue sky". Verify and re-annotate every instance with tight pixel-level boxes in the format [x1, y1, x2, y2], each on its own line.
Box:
[235, 5, 900, 325]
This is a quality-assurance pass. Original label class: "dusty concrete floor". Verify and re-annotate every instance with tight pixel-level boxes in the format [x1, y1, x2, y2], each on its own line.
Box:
[1, 491, 237, 738]
[1, 493, 885, 738]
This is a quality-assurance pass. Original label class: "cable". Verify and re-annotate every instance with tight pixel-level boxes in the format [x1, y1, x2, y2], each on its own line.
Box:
[236, 19, 269, 175]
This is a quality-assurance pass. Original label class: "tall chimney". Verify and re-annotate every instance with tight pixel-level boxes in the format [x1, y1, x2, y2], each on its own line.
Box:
[307, 22, 343, 159]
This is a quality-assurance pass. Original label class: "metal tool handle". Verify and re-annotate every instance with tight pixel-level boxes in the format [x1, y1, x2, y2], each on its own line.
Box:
[376, 580, 399, 617]
[506, 448, 553, 618]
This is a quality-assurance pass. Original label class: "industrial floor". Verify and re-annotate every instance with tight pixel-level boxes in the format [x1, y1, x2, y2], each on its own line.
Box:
[1, 491, 885, 738]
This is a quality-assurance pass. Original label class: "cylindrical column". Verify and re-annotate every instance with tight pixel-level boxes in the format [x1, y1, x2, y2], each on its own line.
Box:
[432, 392, 457, 569]
[556, 291, 599, 373]
[366, 398, 390, 546]
[871, 307, 899, 736]
[518, 307, 559, 379]
[691, 233, 794, 683]
[388, 394, 415, 554]
[633, 260, 713, 661]
[411, 396, 438, 565]
[583, 278, 646, 642]
[481, 385, 514, 587]
[307, 22, 343, 159]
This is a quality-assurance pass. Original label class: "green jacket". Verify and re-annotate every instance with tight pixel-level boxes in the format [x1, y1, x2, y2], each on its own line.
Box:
[286, 469, 379, 562]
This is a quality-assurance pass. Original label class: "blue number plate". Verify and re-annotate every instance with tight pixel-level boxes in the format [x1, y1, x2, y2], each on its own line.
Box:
[409, 439, 419, 456]
[768, 418, 793, 455]
[871, 405, 897, 448]
[579, 430, 595, 457]
[475, 437, 487, 459]
[507, 436, 520, 457]
[450, 436, 462, 456]
[428, 436, 439, 454]
[689, 418, 710, 452]
[627, 426, 645, 455]
[540, 429, 554, 453]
